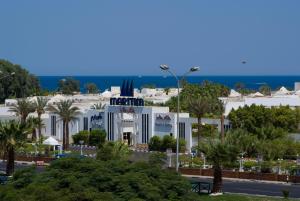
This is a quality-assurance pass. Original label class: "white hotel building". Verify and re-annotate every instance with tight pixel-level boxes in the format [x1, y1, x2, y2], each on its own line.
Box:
[1, 82, 206, 152]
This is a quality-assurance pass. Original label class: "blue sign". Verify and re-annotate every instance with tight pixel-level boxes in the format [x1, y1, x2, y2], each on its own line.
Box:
[120, 80, 134, 97]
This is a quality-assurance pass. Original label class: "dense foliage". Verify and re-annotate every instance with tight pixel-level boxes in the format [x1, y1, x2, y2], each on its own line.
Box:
[198, 139, 238, 193]
[0, 157, 199, 201]
[58, 77, 80, 94]
[166, 81, 229, 112]
[228, 105, 300, 134]
[0, 120, 29, 175]
[226, 129, 300, 161]
[0, 60, 40, 102]
[148, 135, 186, 152]
[72, 129, 106, 146]
[85, 82, 99, 94]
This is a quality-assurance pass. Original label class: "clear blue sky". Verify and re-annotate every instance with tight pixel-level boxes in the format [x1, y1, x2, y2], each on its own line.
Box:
[0, 0, 300, 76]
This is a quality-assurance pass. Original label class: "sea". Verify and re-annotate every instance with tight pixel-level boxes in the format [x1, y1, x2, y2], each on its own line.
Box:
[38, 76, 300, 92]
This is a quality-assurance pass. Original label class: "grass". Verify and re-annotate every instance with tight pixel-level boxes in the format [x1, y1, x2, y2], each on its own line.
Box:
[198, 194, 299, 201]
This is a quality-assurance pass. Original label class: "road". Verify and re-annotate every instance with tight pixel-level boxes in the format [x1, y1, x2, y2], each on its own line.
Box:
[188, 177, 300, 198]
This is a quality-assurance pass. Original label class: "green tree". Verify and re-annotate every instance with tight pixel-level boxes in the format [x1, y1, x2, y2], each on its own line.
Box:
[97, 141, 131, 161]
[47, 100, 80, 150]
[33, 97, 47, 140]
[26, 116, 40, 142]
[199, 139, 238, 193]
[228, 105, 299, 136]
[188, 96, 213, 147]
[0, 60, 41, 103]
[9, 98, 35, 124]
[92, 102, 105, 110]
[84, 82, 99, 94]
[234, 82, 245, 91]
[89, 129, 106, 146]
[161, 135, 176, 151]
[148, 136, 162, 151]
[259, 84, 271, 96]
[0, 157, 199, 201]
[0, 120, 29, 175]
[58, 77, 80, 95]
[164, 87, 171, 95]
[72, 130, 89, 145]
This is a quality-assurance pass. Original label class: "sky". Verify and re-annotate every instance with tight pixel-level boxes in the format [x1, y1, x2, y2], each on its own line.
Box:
[0, 0, 300, 76]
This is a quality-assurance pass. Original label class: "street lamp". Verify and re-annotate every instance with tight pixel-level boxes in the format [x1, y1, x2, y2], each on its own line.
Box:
[239, 152, 245, 172]
[79, 140, 84, 156]
[159, 64, 199, 172]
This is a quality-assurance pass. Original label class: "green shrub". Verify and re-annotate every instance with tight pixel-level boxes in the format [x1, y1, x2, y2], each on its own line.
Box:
[149, 136, 162, 151]
[243, 160, 257, 169]
[89, 129, 106, 146]
[162, 135, 176, 152]
[72, 129, 106, 147]
[149, 152, 167, 167]
[72, 130, 89, 145]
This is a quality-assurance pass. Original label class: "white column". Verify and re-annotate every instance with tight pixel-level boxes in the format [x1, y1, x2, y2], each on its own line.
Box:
[76, 120, 79, 133]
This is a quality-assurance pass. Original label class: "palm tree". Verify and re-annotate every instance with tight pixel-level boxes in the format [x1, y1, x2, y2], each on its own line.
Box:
[164, 87, 171, 95]
[0, 120, 29, 175]
[188, 96, 212, 147]
[47, 100, 80, 150]
[9, 98, 35, 124]
[199, 139, 238, 193]
[27, 116, 41, 142]
[212, 99, 226, 143]
[33, 97, 48, 139]
[92, 102, 106, 110]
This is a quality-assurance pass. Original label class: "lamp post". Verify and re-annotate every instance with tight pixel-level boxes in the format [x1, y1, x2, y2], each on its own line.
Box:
[79, 140, 84, 156]
[239, 152, 245, 172]
[160, 64, 199, 172]
[278, 158, 283, 174]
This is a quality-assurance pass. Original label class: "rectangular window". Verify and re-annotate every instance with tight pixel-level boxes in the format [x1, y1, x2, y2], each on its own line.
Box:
[83, 117, 88, 130]
[107, 112, 114, 141]
[51, 116, 56, 136]
[179, 122, 185, 139]
[142, 114, 149, 143]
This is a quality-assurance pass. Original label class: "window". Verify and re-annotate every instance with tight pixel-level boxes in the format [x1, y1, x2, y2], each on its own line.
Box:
[83, 117, 88, 130]
[51, 116, 56, 136]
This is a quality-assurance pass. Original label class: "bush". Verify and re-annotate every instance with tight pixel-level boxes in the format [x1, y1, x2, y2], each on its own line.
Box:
[261, 161, 274, 173]
[89, 129, 106, 146]
[148, 136, 162, 151]
[72, 130, 89, 145]
[243, 160, 257, 170]
[162, 135, 176, 152]
[149, 152, 167, 167]
[149, 136, 186, 153]
[72, 129, 106, 147]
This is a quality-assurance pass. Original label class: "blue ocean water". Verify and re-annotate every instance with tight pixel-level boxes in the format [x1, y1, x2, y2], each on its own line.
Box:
[38, 76, 300, 92]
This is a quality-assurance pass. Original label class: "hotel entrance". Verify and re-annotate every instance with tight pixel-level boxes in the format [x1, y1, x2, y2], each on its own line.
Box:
[123, 132, 132, 145]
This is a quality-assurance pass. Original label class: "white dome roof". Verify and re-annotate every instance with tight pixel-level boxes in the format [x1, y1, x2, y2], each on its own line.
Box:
[229, 89, 241, 98]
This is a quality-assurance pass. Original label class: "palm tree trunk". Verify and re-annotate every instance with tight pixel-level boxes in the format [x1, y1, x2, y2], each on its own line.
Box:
[38, 113, 42, 140]
[66, 121, 69, 150]
[6, 147, 15, 176]
[197, 117, 201, 148]
[32, 128, 37, 141]
[62, 121, 66, 150]
[212, 165, 223, 193]
[220, 114, 225, 143]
